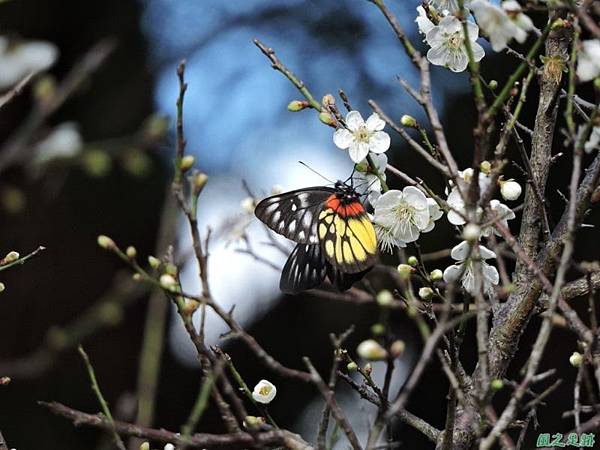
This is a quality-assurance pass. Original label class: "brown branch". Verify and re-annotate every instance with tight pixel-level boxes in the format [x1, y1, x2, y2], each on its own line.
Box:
[41, 402, 313, 450]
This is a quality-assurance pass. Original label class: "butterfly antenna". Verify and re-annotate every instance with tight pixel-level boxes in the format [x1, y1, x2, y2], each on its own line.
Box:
[298, 161, 335, 184]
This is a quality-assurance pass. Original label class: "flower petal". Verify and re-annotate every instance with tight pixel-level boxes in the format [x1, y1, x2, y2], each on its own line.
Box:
[443, 264, 463, 283]
[348, 141, 369, 163]
[451, 241, 471, 261]
[366, 113, 386, 132]
[345, 110, 364, 131]
[369, 131, 391, 153]
[333, 128, 353, 149]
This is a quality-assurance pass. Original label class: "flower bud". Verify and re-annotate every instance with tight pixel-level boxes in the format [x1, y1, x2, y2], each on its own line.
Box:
[164, 444, 175, 450]
[371, 323, 385, 336]
[462, 223, 481, 242]
[418, 287, 434, 300]
[500, 179, 522, 201]
[488, 80, 498, 90]
[318, 112, 336, 127]
[0, 282, 4, 293]
[97, 235, 115, 250]
[407, 256, 418, 267]
[148, 256, 161, 269]
[33, 75, 56, 103]
[346, 361, 358, 372]
[570, 351, 583, 368]
[180, 155, 195, 172]
[357, 339, 388, 361]
[139, 443, 150, 450]
[2, 251, 20, 264]
[490, 379, 504, 391]
[397, 264, 413, 280]
[594, 78, 600, 91]
[287, 100, 309, 112]
[400, 115, 417, 128]
[321, 94, 336, 107]
[390, 340, 406, 358]
[126, 246, 137, 259]
[165, 263, 178, 276]
[376, 289, 393, 307]
[0, 376, 10, 385]
[82, 149, 112, 178]
[241, 197, 256, 214]
[184, 299, 200, 315]
[364, 363, 373, 376]
[542, 55, 565, 85]
[243, 415, 267, 429]
[99, 302, 123, 326]
[132, 273, 142, 282]
[160, 274, 177, 290]
[480, 160, 491, 175]
[271, 184, 284, 195]
[193, 171, 209, 193]
[430, 269, 443, 281]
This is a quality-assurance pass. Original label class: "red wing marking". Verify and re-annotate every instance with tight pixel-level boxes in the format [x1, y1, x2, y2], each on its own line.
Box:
[325, 194, 365, 218]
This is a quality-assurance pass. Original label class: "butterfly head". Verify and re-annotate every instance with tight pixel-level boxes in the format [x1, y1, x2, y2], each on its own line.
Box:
[334, 180, 360, 204]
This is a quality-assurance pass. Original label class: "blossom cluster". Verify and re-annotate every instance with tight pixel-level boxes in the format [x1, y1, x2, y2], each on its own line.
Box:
[416, 0, 535, 72]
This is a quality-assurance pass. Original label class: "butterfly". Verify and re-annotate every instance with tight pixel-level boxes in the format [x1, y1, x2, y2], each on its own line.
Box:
[255, 180, 378, 293]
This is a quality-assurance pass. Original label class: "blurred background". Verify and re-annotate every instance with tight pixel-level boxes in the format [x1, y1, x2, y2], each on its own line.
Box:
[0, 0, 598, 449]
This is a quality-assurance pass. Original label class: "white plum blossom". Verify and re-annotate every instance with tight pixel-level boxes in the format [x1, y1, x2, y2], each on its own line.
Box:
[582, 126, 600, 154]
[416, 6, 435, 36]
[333, 111, 390, 163]
[423, 198, 443, 233]
[443, 241, 499, 295]
[0, 36, 58, 89]
[446, 168, 491, 225]
[357, 339, 388, 361]
[164, 445, 175, 450]
[426, 16, 485, 73]
[33, 122, 83, 165]
[446, 169, 515, 235]
[500, 179, 522, 201]
[482, 199, 515, 237]
[373, 186, 441, 251]
[471, 0, 530, 52]
[252, 379, 277, 404]
[353, 153, 387, 204]
[577, 40, 600, 83]
[430, 0, 469, 13]
[502, 1, 535, 34]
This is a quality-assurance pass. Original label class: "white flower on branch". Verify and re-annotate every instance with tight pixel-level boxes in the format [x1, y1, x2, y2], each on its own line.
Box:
[416, 6, 435, 36]
[33, 122, 83, 165]
[482, 199, 516, 237]
[446, 168, 491, 226]
[499, 179, 522, 201]
[577, 39, 600, 83]
[425, 16, 485, 73]
[443, 241, 499, 295]
[502, 1, 535, 34]
[430, 0, 470, 13]
[252, 379, 277, 404]
[333, 111, 390, 163]
[0, 36, 58, 89]
[372, 186, 441, 251]
[353, 153, 387, 204]
[470, 0, 531, 52]
[357, 339, 388, 361]
[582, 126, 600, 154]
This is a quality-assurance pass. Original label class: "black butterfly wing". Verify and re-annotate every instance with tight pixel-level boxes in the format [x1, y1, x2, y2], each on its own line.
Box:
[326, 263, 371, 291]
[255, 187, 335, 244]
[280, 244, 327, 294]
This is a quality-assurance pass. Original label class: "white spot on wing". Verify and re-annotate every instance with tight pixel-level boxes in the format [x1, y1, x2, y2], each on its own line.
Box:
[298, 231, 306, 241]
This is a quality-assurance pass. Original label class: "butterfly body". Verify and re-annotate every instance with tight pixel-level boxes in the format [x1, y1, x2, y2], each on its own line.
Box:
[255, 181, 378, 293]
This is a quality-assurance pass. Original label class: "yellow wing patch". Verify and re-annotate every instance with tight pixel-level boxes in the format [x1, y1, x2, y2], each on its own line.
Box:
[317, 207, 378, 273]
